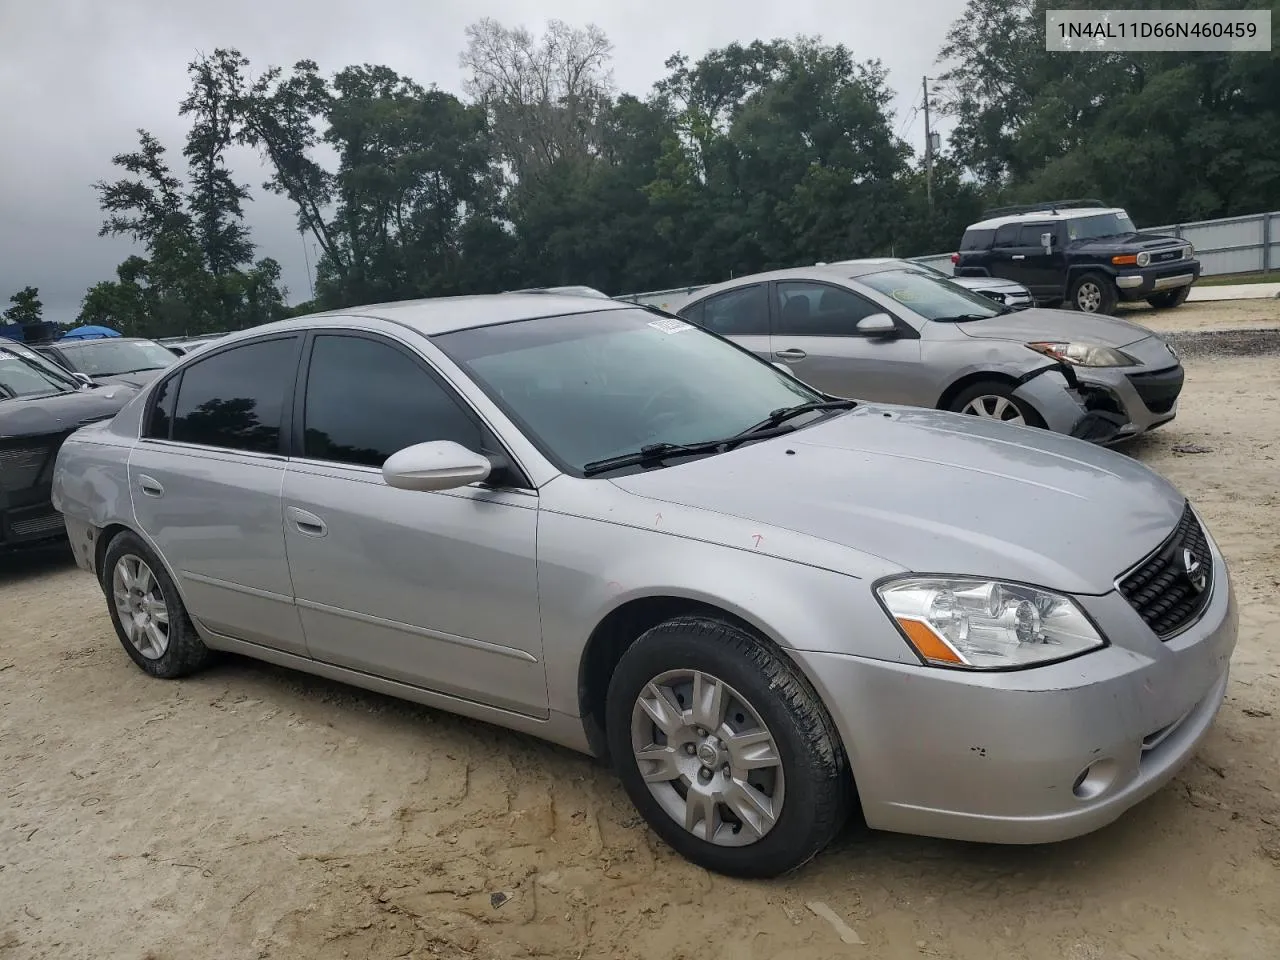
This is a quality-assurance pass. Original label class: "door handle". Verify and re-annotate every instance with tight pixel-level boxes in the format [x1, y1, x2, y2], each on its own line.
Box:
[137, 474, 164, 498]
[1011, 254, 1026, 260]
[775, 348, 807, 362]
[286, 506, 327, 538]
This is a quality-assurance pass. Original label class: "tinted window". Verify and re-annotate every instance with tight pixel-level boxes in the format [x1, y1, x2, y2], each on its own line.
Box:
[146, 375, 177, 439]
[171, 337, 297, 454]
[302, 334, 482, 468]
[993, 224, 1019, 246]
[694, 284, 769, 336]
[676, 300, 705, 325]
[1017, 224, 1052, 245]
[774, 281, 880, 337]
[960, 229, 994, 250]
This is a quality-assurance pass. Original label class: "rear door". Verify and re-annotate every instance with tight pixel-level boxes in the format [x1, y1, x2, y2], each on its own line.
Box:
[768, 280, 923, 404]
[677, 283, 771, 359]
[128, 334, 307, 655]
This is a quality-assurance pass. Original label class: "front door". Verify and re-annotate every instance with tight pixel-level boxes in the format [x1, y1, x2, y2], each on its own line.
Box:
[281, 331, 547, 717]
[768, 280, 923, 404]
[1006, 222, 1066, 297]
[129, 334, 307, 655]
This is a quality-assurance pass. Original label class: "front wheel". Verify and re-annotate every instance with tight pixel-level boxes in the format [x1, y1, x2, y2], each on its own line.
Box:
[1068, 272, 1118, 314]
[605, 617, 850, 878]
[1147, 286, 1190, 309]
[947, 380, 1045, 428]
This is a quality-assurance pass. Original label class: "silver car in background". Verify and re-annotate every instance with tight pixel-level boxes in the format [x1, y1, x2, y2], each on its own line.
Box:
[52, 295, 1235, 878]
[669, 263, 1184, 443]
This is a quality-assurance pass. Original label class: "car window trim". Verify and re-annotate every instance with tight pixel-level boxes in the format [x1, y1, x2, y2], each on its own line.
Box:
[138, 331, 304, 456]
[292, 328, 535, 492]
[771, 279, 920, 340]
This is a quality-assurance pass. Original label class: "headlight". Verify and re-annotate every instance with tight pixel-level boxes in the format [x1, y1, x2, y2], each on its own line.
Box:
[1025, 342, 1137, 367]
[1136, 251, 1151, 267]
[876, 577, 1105, 670]
[1186, 243, 1195, 258]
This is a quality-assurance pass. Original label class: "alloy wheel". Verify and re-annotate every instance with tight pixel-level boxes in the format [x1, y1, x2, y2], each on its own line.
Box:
[111, 555, 171, 660]
[960, 395, 1026, 424]
[630, 669, 785, 846]
[1076, 281, 1103, 311]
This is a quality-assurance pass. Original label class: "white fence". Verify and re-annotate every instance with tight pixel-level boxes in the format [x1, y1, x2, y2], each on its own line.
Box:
[617, 209, 1280, 306]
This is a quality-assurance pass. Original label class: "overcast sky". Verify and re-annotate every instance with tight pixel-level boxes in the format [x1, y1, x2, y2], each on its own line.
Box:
[0, 0, 962, 325]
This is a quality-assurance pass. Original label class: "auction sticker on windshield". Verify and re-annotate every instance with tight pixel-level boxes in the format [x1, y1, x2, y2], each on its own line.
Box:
[648, 317, 694, 334]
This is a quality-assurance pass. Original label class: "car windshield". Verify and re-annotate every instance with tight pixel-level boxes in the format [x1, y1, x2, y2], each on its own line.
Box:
[1068, 211, 1137, 241]
[57, 339, 175, 376]
[856, 268, 1007, 322]
[0, 342, 79, 398]
[433, 308, 826, 475]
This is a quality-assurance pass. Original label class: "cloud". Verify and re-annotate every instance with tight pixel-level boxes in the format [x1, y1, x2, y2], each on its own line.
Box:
[0, 0, 958, 324]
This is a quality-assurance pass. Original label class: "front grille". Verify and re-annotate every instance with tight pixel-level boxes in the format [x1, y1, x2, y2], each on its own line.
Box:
[1117, 503, 1213, 639]
[1151, 248, 1184, 264]
[9, 510, 63, 538]
[0, 445, 52, 493]
[1126, 365, 1185, 414]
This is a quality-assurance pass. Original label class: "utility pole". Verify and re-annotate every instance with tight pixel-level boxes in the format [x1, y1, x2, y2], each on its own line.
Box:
[922, 75, 934, 213]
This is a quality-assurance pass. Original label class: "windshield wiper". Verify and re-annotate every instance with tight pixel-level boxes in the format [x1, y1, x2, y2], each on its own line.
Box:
[581, 424, 803, 477]
[732, 398, 857, 439]
[933, 312, 1006, 322]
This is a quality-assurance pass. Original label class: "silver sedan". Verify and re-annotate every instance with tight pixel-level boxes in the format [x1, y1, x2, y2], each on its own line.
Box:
[52, 294, 1235, 878]
[667, 263, 1184, 443]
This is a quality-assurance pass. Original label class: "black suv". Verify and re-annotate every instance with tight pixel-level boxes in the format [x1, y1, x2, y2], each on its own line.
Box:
[1, 339, 137, 551]
[953, 200, 1200, 314]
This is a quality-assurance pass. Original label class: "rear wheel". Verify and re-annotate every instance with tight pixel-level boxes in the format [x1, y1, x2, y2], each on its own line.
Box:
[606, 616, 850, 878]
[1146, 286, 1190, 309]
[947, 380, 1045, 428]
[102, 530, 215, 678]
[1069, 272, 1117, 314]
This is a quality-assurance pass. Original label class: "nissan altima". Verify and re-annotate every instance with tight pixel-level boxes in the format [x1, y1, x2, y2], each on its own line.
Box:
[51, 294, 1236, 878]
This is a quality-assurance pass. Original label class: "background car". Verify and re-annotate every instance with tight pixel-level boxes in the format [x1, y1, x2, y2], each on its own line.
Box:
[953, 199, 1200, 313]
[505, 285, 611, 299]
[666, 262, 1184, 444]
[829, 257, 1035, 310]
[35, 336, 181, 388]
[1, 339, 136, 550]
[158, 333, 227, 357]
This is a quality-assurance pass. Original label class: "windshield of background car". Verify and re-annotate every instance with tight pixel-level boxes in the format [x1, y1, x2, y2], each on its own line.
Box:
[1067, 212, 1137, 241]
[58, 339, 176, 376]
[0, 342, 79, 398]
[856, 269, 1005, 322]
[433, 308, 824, 474]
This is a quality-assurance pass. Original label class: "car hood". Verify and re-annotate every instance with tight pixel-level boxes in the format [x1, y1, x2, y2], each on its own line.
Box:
[1072, 232, 1184, 254]
[93, 369, 165, 388]
[0, 385, 136, 440]
[609, 405, 1185, 595]
[950, 275, 1028, 293]
[953, 307, 1157, 347]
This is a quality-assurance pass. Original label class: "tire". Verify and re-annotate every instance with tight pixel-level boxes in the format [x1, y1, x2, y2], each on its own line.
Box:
[1068, 272, 1117, 314]
[101, 530, 215, 679]
[605, 616, 851, 879]
[1147, 286, 1190, 309]
[946, 380, 1046, 428]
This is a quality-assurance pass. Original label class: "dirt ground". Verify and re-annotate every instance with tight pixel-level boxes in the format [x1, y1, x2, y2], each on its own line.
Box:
[1118, 294, 1280, 332]
[3, 349, 1280, 960]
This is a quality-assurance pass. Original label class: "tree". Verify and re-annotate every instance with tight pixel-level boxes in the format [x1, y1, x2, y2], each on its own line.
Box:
[3, 286, 43, 325]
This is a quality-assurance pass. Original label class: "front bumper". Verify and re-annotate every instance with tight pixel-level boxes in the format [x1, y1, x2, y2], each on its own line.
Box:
[1070, 361, 1184, 442]
[789, 544, 1237, 845]
[1114, 260, 1201, 300]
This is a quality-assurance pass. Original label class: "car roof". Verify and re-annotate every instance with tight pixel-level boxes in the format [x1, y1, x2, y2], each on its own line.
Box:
[236, 293, 637, 340]
[677, 263, 928, 305]
[54, 336, 153, 349]
[966, 207, 1127, 231]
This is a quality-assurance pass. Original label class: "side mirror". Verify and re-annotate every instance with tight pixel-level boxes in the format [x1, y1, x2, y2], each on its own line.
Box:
[72, 372, 94, 387]
[382, 440, 492, 492]
[1040, 232, 1054, 252]
[856, 313, 898, 336]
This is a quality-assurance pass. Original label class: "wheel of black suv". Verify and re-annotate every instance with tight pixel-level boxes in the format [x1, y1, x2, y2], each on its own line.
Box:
[1147, 286, 1190, 309]
[605, 616, 851, 879]
[1069, 272, 1117, 314]
[101, 530, 215, 679]
[947, 380, 1046, 428]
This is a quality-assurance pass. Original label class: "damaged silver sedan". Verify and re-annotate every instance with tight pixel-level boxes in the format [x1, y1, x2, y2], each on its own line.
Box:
[668, 264, 1184, 444]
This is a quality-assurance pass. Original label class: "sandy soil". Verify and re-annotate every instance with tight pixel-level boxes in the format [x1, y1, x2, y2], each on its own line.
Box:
[1118, 296, 1280, 333]
[3, 353, 1280, 960]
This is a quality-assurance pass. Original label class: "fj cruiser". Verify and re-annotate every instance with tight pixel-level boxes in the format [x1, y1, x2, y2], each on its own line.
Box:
[952, 200, 1200, 314]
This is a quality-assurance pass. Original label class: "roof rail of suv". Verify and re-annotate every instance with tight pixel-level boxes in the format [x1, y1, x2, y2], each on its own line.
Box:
[982, 198, 1108, 218]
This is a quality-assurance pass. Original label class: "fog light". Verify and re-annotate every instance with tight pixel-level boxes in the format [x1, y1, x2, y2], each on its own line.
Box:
[1072, 757, 1118, 800]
